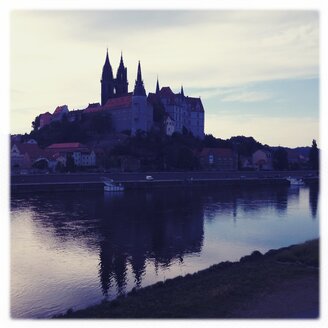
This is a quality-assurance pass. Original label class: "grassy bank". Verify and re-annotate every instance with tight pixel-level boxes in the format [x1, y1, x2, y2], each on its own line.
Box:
[56, 239, 319, 319]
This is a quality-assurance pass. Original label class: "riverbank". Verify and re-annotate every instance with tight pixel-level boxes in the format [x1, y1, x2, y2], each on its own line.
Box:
[11, 170, 318, 193]
[56, 239, 319, 319]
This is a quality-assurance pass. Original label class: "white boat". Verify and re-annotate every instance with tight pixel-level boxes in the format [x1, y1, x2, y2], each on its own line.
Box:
[287, 177, 304, 186]
[103, 178, 125, 192]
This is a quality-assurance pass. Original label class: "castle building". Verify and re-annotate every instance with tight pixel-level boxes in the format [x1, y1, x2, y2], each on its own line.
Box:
[86, 52, 153, 135]
[36, 50, 205, 138]
[148, 79, 205, 139]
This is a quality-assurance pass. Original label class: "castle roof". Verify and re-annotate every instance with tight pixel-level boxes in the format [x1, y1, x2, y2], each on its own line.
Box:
[103, 93, 133, 110]
[53, 105, 68, 115]
[186, 97, 204, 112]
[40, 112, 52, 118]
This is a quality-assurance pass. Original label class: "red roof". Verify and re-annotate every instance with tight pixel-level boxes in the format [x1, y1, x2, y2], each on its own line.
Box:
[47, 142, 85, 150]
[199, 148, 233, 158]
[103, 93, 133, 110]
[12, 143, 45, 161]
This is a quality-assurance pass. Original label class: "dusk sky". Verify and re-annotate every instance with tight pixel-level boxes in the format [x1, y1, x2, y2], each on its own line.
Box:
[11, 10, 319, 148]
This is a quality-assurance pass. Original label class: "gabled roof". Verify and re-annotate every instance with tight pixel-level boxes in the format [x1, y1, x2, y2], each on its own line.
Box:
[159, 87, 175, 97]
[199, 148, 233, 158]
[40, 112, 52, 118]
[11, 143, 45, 161]
[53, 105, 68, 115]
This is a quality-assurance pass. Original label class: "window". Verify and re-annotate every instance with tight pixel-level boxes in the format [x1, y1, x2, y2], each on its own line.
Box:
[209, 154, 214, 164]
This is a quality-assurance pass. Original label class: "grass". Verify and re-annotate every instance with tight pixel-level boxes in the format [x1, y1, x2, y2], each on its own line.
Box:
[56, 239, 319, 319]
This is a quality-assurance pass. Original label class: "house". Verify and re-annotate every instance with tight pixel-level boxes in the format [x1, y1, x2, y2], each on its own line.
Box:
[52, 105, 69, 121]
[46, 142, 96, 167]
[10, 142, 45, 171]
[252, 149, 273, 170]
[239, 155, 254, 170]
[198, 148, 237, 170]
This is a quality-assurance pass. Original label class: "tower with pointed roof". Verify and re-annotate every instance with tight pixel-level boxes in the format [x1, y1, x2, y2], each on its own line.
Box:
[133, 61, 146, 96]
[131, 61, 151, 134]
[156, 77, 160, 94]
[101, 49, 115, 106]
[115, 52, 128, 97]
[180, 85, 184, 97]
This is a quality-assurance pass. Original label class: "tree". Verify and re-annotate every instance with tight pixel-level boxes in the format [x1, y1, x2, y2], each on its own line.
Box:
[32, 159, 48, 170]
[272, 147, 288, 170]
[309, 139, 319, 170]
[66, 153, 76, 172]
[32, 115, 40, 131]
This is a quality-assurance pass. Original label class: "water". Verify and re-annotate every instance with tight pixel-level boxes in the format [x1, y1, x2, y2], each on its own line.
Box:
[10, 184, 319, 318]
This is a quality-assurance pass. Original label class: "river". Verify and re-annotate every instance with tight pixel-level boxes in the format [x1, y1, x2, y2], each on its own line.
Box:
[10, 184, 319, 318]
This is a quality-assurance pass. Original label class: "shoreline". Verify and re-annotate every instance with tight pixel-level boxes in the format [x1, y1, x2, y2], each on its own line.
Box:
[55, 239, 319, 319]
[11, 170, 318, 193]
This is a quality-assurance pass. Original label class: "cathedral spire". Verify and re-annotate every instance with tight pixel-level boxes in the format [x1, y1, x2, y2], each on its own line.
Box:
[180, 85, 184, 97]
[102, 48, 113, 80]
[101, 48, 114, 105]
[133, 61, 146, 96]
[156, 76, 160, 94]
[115, 51, 128, 96]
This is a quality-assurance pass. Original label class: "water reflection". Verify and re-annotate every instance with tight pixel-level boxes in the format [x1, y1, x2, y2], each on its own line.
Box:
[309, 184, 319, 219]
[98, 190, 205, 295]
[10, 184, 319, 317]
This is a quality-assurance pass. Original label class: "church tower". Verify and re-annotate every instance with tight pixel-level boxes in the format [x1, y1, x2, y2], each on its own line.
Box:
[101, 49, 115, 106]
[115, 52, 128, 97]
[133, 61, 146, 96]
[131, 61, 151, 135]
[156, 77, 160, 94]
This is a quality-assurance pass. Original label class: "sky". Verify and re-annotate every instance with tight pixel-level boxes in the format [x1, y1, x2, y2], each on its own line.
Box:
[10, 10, 319, 148]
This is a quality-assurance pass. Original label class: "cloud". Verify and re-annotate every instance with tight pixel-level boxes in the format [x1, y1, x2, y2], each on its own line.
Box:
[10, 10, 319, 135]
[193, 86, 273, 102]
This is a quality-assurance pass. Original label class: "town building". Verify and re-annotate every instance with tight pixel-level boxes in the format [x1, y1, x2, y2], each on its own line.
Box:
[11, 142, 45, 170]
[198, 148, 237, 170]
[252, 149, 273, 170]
[46, 143, 96, 167]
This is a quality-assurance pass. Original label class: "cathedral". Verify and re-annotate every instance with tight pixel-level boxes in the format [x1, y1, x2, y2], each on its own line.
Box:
[95, 49, 153, 135]
[100, 49, 205, 139]
[38, 50, 205, 138]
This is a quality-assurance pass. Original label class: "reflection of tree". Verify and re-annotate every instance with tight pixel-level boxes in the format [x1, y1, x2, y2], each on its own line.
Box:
[309, 184, 319, 219]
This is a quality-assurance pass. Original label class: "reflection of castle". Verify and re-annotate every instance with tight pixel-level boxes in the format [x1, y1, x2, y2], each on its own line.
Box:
[11, 184, 317, 297]
[98, 190, 204, 295]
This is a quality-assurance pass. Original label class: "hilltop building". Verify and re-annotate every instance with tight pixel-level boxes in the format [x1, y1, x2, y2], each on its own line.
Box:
[35, 50, 205, 138]
[148, 79, 205, 139]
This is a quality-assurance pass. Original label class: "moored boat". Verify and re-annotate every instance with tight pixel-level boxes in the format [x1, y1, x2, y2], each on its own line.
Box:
[103, 178, 125, 192]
